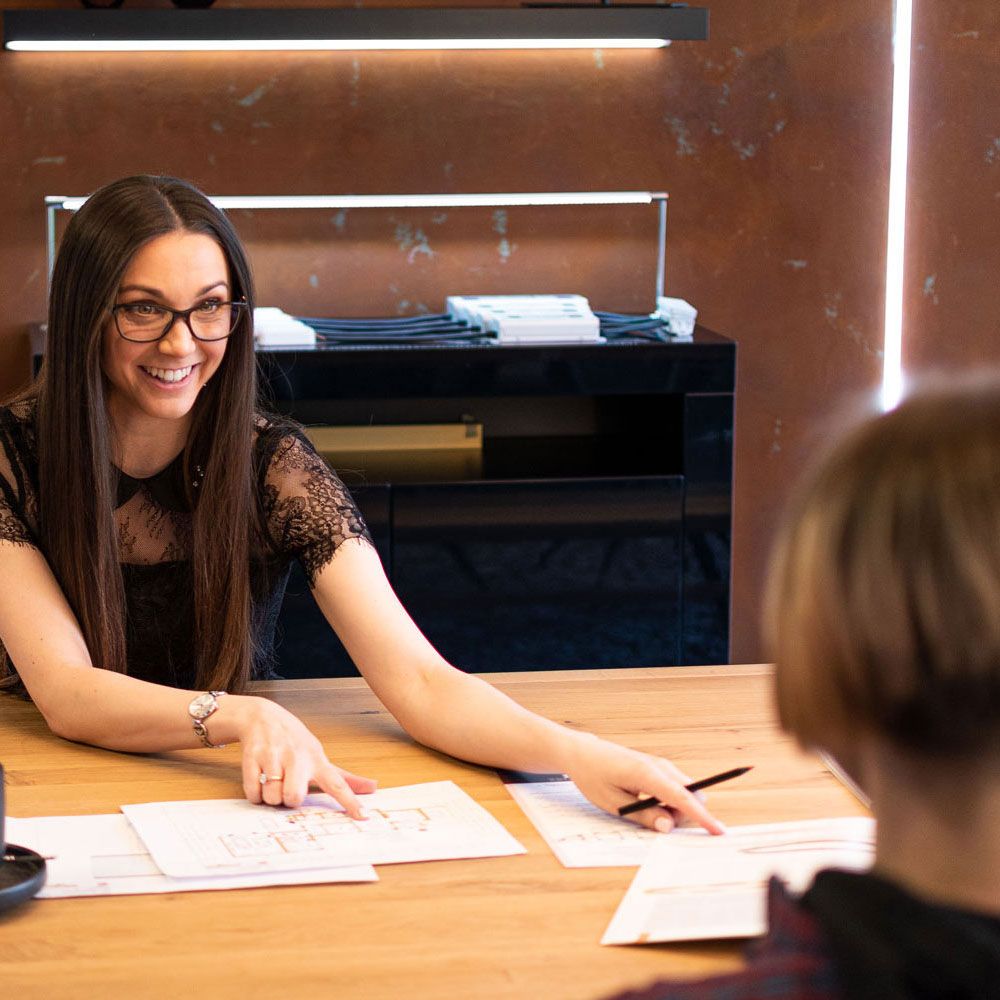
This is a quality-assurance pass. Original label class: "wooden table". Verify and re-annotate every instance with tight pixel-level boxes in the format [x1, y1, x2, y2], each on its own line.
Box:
[0, 666, 868, 999]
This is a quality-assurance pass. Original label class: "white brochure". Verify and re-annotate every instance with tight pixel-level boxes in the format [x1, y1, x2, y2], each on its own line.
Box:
[5, 813, 376, 898]
[504, 777, 660, 867]
[122, 780, 526, 878]
[601, 816, 876, 944]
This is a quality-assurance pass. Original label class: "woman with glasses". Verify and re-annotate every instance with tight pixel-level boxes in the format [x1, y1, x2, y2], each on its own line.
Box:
[0, 174, 722, 832]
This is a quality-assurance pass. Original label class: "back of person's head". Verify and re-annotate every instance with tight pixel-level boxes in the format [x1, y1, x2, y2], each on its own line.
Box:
[764, 374, 1000, 759]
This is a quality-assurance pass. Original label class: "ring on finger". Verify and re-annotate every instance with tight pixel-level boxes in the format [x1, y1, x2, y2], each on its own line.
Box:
[259, 772, 283, 784]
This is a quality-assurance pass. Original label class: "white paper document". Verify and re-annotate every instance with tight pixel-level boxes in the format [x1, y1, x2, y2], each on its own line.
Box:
[122, 780, 526, 878]
[4, 813, 376, 898]
[504, 778, 660, 867]
[602, 816, 875, 944]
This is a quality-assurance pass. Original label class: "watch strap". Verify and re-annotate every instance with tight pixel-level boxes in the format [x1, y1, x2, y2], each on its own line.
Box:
[191, 690, 227, 748]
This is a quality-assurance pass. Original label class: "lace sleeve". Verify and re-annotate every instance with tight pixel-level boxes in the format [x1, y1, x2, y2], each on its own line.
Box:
[0, 478, 33, 546]
[260, 431, 373, 584]
[0, 408, 38, 549]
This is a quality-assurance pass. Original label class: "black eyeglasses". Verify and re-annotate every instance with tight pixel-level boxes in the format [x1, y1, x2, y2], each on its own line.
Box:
[112, 298, 249, 343]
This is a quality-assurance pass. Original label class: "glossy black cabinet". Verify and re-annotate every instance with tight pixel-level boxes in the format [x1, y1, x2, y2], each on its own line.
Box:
[259, 329, 735, 676]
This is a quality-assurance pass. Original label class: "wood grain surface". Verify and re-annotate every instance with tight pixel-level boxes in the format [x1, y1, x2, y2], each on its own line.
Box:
[0, 665, 868, 999]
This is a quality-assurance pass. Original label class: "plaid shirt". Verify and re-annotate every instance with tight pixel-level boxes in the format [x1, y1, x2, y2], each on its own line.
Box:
[609, 878, 841, 1000]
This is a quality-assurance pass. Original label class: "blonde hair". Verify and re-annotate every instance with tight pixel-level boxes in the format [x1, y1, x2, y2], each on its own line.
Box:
[764, 375, 1000, 755]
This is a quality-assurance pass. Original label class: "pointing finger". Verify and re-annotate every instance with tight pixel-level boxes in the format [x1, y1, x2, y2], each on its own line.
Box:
[656, 784, 726, 834]
[316, 763, 369, 820]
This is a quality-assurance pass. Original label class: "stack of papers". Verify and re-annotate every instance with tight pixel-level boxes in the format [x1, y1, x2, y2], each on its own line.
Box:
[501, 775, 875, 944]
[5, 813, 376, 897]
[253, 306, 317, 348]
[12, 770, 875, 948]
[601, 816, 875, 944]
[446, 294, 604, 344]
[7, 781, 525, 898]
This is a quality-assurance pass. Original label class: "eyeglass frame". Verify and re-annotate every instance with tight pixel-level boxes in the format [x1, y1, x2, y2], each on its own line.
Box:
[110, 298, 249, 343]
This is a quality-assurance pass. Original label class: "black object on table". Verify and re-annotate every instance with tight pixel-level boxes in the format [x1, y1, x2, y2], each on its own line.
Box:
[0, 763, 47, 914]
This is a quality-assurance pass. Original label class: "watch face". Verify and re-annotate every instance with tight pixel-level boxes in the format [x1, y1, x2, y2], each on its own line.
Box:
[189, 693, 217, 720]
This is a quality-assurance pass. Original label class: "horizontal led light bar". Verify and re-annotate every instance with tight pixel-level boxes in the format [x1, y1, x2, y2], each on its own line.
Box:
[48, 191, 668, 213]
[45, 190, 670, 299]
[4, 8, 708, 53]
[10, 38, 670, 53]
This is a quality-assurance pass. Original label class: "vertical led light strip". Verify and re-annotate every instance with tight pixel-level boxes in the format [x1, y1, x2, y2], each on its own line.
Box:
[881, 0, 914, 411]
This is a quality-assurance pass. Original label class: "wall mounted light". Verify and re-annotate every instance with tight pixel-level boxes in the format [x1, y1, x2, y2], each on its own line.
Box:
[45, 190, 671, 298]
[880, 0, 912, 412]
[4, 7, 708, 53]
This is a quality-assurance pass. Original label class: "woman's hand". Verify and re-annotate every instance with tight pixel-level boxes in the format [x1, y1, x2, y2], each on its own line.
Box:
[221, 695, 377, 815]
[563, 733, 726, 835]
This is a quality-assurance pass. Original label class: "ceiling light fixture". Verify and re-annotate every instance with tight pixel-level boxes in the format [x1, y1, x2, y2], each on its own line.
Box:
[3, 7, 709, 54]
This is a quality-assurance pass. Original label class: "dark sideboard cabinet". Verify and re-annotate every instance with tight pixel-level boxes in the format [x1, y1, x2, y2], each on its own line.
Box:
[259, 328, 734, 677]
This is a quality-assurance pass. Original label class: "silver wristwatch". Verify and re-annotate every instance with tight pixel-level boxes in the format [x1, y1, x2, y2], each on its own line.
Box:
[188, 690, 227, 748]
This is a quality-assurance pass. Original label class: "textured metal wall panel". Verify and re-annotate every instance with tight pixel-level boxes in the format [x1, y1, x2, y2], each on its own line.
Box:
[905, 4, 1000, 374]
[0, 0, 891, 660]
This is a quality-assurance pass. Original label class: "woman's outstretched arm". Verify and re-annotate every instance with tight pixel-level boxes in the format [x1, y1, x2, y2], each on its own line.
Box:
[312, 538, 724, 835]
[0, 539, 375, 817]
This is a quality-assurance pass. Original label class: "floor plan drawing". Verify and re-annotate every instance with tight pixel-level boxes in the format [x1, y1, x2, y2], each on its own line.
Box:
[218, 805, 438, 858]
[122, 781, 526, 878]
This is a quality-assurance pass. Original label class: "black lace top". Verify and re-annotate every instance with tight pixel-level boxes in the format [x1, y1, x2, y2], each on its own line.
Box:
[0, 399, 372, 689]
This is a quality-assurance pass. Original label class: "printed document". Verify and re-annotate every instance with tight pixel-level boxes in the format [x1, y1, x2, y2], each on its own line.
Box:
[123, 780, 526, 878]
[602, 816, 875, 944]
[5, 813, 376, 898]
[504, 776, 660, 866]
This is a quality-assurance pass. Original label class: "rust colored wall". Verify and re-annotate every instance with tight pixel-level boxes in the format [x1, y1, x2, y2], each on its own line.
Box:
[905, 5, 1000, 373]
[0, 1, 893, 661]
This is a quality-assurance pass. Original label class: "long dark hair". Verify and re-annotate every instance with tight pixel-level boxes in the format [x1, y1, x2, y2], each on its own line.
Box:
[30, 175, 260, 692]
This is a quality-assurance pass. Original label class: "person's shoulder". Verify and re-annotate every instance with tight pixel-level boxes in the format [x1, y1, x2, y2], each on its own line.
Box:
[0, 395, 37, 431]
[0, 396, 40, 539]
[609, 964, 838, 1000]
[603, 882, 838, 1000]
[606, 948, 837, 1000]
[0, 396, 39, 472]
[252, 412, 317, 472]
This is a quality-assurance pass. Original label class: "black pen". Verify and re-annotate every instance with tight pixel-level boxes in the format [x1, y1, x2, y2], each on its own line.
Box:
[617, 765, 753, 817]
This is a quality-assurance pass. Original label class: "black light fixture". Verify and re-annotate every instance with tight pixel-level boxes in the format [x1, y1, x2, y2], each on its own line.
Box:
[2, 6, 709, 53]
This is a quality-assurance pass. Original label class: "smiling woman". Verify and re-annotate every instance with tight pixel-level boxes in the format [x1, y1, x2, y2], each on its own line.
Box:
[5, 177, 266, 700]
[0, 174, 724, 835]
[102, 231, 233, 468]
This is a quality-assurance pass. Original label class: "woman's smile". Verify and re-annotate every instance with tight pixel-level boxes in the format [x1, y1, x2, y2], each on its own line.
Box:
[139, 363, 198, 386]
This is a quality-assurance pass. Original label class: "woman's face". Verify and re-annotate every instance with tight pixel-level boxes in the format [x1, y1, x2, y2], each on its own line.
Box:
[101, 230, 231, 434]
